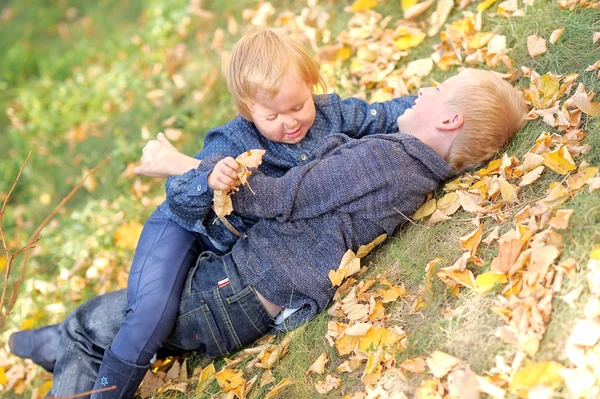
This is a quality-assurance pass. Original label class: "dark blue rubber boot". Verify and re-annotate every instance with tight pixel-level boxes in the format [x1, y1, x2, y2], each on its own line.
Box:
[90, 347, 150, 399]
[8, 324, 61, 372]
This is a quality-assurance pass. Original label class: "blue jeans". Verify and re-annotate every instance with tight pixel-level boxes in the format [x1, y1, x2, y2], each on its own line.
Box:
[111, 208, 219, 365]
[50, 252, 275, 396]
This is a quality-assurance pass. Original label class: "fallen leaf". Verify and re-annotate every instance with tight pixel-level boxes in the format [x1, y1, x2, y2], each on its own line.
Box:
[195, 363, 216, 395]
[215, 369, 245, 392]
[548, 209, 573, 230]
[349, 0, 378, 13]
[264, 378, 293, 399]
[400, 357, 427, 374]
[307, 352, 328, 375]
[428, 0, 454, 36]
[113, 220, 143, 250]
[413, 198, 437, 220]
[543, 147, 576, 175]
[426, 351, 461, 378]
[475, 272, 507, 293]
[519, 165, 544, 187]
[404, 0, 435, 20]
[356, 234, 387, 258]
[0, 366, 7, 385]
[315, 374, 341, 394]
[549, 27, 565, 44]
[510, 361, 564, 398]
[527, 35, 547, 57]
[460, 224, 484, 256]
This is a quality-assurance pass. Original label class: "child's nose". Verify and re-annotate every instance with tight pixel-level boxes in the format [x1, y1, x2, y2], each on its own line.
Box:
[282, 115, 298, 129]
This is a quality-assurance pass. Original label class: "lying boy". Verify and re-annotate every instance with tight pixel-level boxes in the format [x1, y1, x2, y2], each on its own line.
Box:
[13, 68, 527, 398]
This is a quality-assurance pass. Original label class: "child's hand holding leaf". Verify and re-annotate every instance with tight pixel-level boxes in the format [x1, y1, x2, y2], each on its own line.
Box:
[213, 150, 266, 217]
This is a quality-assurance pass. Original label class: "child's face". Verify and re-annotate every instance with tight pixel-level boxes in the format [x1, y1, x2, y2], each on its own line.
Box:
[396, 75, 461, 134]
[249, 70, 316, 144]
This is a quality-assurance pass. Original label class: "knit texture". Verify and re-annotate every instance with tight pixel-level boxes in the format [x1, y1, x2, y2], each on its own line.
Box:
[230, 133, 455, 331]
[159, 94, 416, 249]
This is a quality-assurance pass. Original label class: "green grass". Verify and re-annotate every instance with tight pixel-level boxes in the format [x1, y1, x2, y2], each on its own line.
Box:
[1, 0, 599, 398]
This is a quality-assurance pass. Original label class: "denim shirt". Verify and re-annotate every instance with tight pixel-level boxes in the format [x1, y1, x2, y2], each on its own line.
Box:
[158, 93, 416, 250]
[229, 133, 455, 331]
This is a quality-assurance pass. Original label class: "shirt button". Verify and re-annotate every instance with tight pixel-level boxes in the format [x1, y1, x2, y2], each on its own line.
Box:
[197, 184, 202, 191]
[370, 109, 377, 116]
[300, 154, 307, 161]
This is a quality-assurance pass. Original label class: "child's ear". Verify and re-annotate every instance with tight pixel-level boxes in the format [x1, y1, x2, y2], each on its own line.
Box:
[436, 113, 464, 131]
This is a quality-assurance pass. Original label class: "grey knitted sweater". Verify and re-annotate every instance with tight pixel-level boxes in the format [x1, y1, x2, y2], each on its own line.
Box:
[230, 133, 455, 330]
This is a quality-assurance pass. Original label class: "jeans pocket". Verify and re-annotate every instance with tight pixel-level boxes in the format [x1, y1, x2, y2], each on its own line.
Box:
[226, 286, 273, 339]
[167, 301, 226, 357]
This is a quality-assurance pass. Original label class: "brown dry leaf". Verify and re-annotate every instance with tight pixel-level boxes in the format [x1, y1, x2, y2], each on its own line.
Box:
[315, 374, 341, 394]
[527, 35, 547, 57]
[490, 239, 523, 273]
[213, 190, 233, 217]
[497, 177, 520, 202]
[195, 363, 216, 395]
[549, 27, 565, 44]
[329, 249, 361, 286]
[113, 220, 143, 250]
[403, 58, 434, 78]
[571, 89, 600, 116]
[548, 209, 574, 230]
[264, 378, 293, 399]
[426, 351, 461, 379]
[413, 198, 437, 221]
[509, 361, 564, 398]
[307, 352, 328, 375]
[438, 267, 478, 291]
[460, 224, 484, 256]
[400, 357, 427, 374]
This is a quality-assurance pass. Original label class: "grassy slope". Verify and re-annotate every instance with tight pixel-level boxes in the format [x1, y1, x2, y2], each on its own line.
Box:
[1, 0, 599, 398]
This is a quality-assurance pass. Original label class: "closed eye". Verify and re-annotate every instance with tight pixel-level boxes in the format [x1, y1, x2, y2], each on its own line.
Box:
[266, 114, 278, 121]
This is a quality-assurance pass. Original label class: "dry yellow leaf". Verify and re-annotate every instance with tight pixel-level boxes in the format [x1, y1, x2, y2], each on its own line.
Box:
[0, 366, 7, 385]
[403, 58, 434, 78]
[413, 198, 437, 220]
[402, 0, 419, 9]
[307, 352, 328, 375]
[395, 30, 427, 50]
[196, 363, 216, 395]
[438, 268, 478, 291]
[38, 380, 53, 397]
[213, 190, 233, 218]
[527, 35, 547, 57]
[571, 90, 600, 116]
[477, 0, 498, 11]
[559, 368, 596, 398]
[478, 158, 502, 176]
[475, 272, 507, 293]
[490, 238, 523, 273]
[0, 256, 6, 273]
[113, 220, 143, 250]
[510, 361, 564, 398]
[543, 146, 576, 175]
[549, 27, 565, 44]
[335, 334, 358, 356]
[356, 234, 387, 258]
[315, 374, 341, 394]
[215, 369, 245, 392]
[426, 351, 461, 378]
[264, 378, 293, 399]
[469, 32, 495, 49]
[460, 224, 484, 256]
[349, 0, 378, 13]
[437, 192, 460, 215]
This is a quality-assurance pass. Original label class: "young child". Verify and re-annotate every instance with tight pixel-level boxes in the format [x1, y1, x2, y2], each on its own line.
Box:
[9, 28, 416, 394]
[38, 68, 526, 398]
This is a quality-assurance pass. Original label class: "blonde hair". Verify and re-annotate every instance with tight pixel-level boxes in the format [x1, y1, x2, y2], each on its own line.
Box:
[446, 69, 527, 173]
[227, 28, 327, 120]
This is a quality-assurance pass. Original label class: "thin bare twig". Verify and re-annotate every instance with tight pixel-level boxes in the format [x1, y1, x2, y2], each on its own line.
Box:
[46, 385, 116, 399]
[0, 156, 111, 328]
[0, 151, 32, 322]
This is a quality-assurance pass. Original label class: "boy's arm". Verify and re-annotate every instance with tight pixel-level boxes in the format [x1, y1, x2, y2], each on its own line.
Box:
[232, 139, 405, 221]
[336, 95, 416, 138]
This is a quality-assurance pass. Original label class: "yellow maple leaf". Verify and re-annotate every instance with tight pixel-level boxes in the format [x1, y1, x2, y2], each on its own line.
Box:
[426, 351, 461, 379]
[349, 0, 378, 13]
[395, 31, 426, 50]
[459, 224, 483, 256]
[527, 35, 547, 57]
[543, 146, 577, 175]
[307, 352, 328, 375]
[402, 0, 418, 10]
[510, 361, 564, 398]
[113, 220, 143, 250]
[356, 234, 387, 258]
[400, 357, 427, 374]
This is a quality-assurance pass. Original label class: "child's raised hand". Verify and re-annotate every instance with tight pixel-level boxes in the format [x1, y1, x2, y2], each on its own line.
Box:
[134, 133, 198, 178]
[208, 157, 241, 191]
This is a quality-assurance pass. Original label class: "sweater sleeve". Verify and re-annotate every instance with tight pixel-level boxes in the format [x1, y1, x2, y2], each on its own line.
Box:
[337, 95, 416, 138]
[232, 139, 403, 221]
[164, 127, 243, 225]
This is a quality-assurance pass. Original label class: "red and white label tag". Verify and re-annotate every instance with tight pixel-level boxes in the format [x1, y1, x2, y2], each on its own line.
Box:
[218, 278, 230, 288]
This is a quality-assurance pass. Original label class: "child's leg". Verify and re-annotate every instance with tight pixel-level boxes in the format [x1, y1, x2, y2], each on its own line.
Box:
[109, 207, 212, 365]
